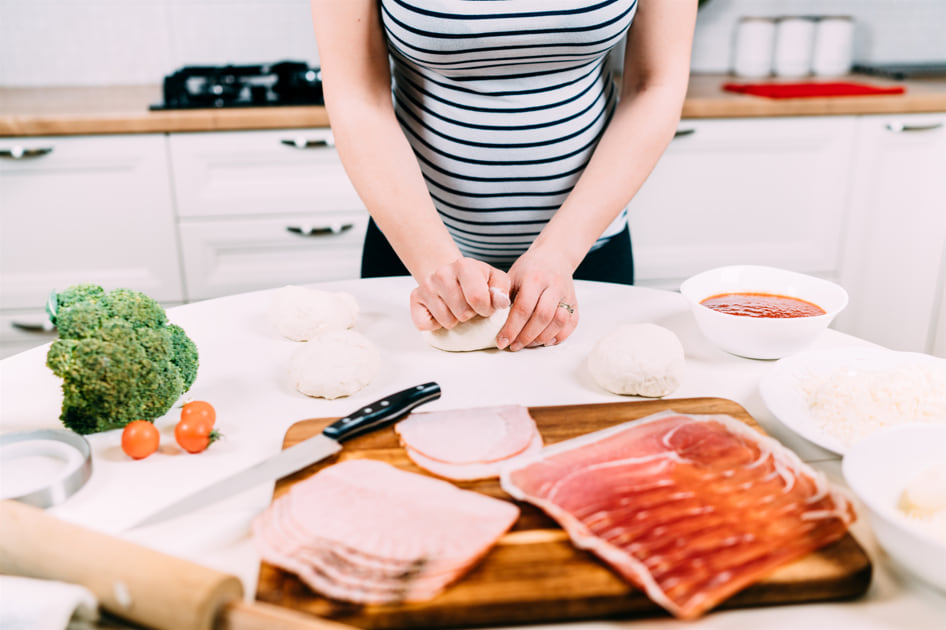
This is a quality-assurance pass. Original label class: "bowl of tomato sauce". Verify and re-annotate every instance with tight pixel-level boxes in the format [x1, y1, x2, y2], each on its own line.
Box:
[680, 265, 848, 359]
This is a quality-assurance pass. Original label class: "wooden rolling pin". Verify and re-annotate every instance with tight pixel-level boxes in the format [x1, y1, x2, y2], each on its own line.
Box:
[0, 500, 355, 630]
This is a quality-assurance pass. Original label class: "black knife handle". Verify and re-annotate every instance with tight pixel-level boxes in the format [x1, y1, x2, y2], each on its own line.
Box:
[322, 382, 441, 442]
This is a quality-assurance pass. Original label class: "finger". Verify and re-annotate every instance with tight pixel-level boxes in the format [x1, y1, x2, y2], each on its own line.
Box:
[496, 285, 541, 351]
[533, 299, 578, 347]
[411, 289, 459, 330]
[511, 290, 564, 350]
[410, 300, 439, 331]
[456, 263, 493, 318]
[427, 268, 476, 323]
[487, 271, 512, 310]
[552, 302, 580, 344]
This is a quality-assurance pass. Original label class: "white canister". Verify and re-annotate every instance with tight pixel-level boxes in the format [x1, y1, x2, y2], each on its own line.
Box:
[773, 16, 816, 78]
[732, 17, 776, 78]
[812, 16, 855, 77]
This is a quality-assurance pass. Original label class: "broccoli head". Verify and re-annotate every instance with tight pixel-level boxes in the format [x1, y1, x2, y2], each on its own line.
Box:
[45, 284, 200, 434]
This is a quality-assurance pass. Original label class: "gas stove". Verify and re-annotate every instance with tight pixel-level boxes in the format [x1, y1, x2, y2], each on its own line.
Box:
[150, 60, 323, 110]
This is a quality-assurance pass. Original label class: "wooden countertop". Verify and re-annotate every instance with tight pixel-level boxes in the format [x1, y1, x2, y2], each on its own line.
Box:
[1, 74, 944, 137]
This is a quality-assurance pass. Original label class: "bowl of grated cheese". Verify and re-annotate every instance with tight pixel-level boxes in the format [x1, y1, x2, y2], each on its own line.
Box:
[843, 423, 946, 593]
[680, 265, 848, 360]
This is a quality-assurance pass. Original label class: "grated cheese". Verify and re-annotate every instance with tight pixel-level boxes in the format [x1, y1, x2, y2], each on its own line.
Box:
[800, 363, 946, 448]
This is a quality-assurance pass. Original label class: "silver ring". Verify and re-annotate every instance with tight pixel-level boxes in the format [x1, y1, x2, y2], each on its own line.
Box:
[557, 301, 575, 315]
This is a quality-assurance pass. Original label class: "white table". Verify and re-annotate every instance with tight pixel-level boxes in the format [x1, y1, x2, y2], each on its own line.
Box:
[1, 278, 944, 629]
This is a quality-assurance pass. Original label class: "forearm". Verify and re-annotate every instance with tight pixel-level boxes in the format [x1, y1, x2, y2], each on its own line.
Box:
[327, 101, 462, 280]
[530, 82, 685, 271]
[527, 0, 697, 272]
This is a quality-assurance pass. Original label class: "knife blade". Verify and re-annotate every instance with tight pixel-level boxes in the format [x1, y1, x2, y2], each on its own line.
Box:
[127, 381, 441, 530]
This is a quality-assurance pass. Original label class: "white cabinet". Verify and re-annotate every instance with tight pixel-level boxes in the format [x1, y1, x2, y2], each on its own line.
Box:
[0, 134, 183, 357]
[168, 129, 368, 300]
[836, 113, 946, 356]
[627, 116, 858, 290]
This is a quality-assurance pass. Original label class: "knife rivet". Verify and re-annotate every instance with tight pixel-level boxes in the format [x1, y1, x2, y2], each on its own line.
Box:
[363, 407, 372, 413]
[380, 400, 390, 406]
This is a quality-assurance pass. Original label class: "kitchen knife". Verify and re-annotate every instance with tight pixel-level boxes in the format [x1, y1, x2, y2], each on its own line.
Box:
[128, 382, 441, 530]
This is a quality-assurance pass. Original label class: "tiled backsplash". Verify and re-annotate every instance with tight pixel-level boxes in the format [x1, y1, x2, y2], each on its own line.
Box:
[1, 0, 944, 87]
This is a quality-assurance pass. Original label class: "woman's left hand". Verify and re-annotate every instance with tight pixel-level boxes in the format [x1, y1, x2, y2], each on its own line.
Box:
[497, 249, 579, 351]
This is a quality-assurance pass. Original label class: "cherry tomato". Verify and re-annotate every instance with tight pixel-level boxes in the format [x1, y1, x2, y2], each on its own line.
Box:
[180, 400, 216, 429]
[175, 417, 219, 454]
[121, 420, 160, 460]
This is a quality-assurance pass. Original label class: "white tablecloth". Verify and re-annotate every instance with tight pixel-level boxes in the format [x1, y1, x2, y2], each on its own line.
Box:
[1, 278, 943, 629]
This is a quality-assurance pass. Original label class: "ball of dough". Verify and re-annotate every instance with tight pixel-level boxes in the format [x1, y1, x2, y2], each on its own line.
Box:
[422, 308, 509, 352]
[269, 285, 358, 341]
[587, 323, 685, 397]
[289, 330, 380, 399]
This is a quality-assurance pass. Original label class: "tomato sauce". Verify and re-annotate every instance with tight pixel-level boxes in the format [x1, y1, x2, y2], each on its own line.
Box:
[699, 292, 826, 318]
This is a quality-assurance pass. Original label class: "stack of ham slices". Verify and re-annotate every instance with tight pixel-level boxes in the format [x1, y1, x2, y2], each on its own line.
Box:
[500, 410, 856, 620]
[395, 405, 543, 480]
[252, 459, 519, 604]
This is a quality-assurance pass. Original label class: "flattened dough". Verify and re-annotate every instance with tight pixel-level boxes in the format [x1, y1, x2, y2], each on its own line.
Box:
[421, 308, 509, 352]
[289, 330, 380, 399]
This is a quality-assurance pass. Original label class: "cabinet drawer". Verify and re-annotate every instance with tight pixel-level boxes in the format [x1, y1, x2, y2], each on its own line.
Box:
[178, 212, 369, 301]
[169, 129, 364, 218]
[628, 117, 857, 288]
[0, 134, 184, 308]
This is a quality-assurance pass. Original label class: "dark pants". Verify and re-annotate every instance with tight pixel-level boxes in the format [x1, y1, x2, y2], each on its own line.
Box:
[360, 218, 634, 285]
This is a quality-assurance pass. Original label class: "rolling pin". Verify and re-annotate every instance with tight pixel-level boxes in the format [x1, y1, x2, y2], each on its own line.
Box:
[0, 500, 355, 630]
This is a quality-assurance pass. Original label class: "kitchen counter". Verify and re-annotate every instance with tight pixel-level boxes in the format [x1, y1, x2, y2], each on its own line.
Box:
[1, 73, 945, 136]
[1, 277, 944, 629]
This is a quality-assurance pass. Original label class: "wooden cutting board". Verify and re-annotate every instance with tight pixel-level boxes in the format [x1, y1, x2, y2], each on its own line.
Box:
[255, 397, 872, 629]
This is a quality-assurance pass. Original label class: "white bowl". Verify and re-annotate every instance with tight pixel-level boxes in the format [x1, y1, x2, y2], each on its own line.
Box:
[679, 265, 848, 360]
[842, 424, 946, 593]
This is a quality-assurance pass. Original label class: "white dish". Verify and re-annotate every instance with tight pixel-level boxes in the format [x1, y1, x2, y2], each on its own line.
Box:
[679, 265, 847, 360]
[759, 347, 946, 454]
[843, 424, 946, 593]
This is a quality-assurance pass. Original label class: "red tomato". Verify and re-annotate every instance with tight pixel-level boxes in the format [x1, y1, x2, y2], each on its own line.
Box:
[175, 417, 219, 454]
[121, 421, 160, 460]
[180, 400, 216, 429]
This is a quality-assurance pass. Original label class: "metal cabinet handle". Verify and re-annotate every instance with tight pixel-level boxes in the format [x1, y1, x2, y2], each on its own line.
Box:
[885, 122, 944, 133]
[673, 128, 696, 139]
[281, 137, 335, 149]
[11, 321, 57, 333]
[0, 146, 54, 160]
[287, 223, 354, 236]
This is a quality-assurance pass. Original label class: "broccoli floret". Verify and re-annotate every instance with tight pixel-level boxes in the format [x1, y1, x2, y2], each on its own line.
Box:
[45, 284, 200, 435]
[167, 324, 199, 390]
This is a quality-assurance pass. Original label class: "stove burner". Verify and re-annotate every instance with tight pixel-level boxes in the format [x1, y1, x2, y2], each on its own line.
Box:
[151, 61, 323, 110]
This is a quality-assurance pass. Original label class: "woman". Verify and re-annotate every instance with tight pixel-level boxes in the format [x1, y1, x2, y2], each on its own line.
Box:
[310, 0, 697, 351]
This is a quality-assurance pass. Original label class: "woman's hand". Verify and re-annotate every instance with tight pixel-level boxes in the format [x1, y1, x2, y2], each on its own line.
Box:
[410, 258, 512, 331]
[497, 249, 579, 351]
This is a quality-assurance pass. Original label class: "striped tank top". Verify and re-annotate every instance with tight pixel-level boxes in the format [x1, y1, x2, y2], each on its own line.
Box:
[380, 0, 638, 267]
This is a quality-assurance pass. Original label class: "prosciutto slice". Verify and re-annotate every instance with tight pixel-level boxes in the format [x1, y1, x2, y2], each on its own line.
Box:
[500, 411, 855, 620]
[396, 405, 543, 480]
[253, 459, 519, 604]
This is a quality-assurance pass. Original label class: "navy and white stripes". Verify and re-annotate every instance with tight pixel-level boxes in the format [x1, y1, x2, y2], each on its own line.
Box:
[380, 0, 637, 266]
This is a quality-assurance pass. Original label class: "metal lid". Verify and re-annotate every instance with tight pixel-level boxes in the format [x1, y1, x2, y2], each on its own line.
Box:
[0, 429, 93, 508]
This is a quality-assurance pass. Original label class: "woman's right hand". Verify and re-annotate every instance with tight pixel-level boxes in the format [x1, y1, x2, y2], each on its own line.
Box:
[410, 258, 512, 331]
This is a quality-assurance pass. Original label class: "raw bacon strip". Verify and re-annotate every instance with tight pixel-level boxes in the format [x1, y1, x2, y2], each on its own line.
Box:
[252, 459, 519, 604]
[395, 405, 538, 465]
[404, 429, 544, 481]
[500, 411, 855, 620]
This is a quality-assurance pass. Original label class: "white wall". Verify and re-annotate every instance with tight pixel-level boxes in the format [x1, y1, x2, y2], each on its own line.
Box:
[1, 0, 944, 87]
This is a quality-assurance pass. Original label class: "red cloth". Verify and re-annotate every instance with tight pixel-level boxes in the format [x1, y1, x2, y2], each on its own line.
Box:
[722, 81, 906, 99]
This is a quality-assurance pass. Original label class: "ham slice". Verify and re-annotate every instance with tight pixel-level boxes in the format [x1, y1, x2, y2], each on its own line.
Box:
[253, 459, 519, 604]
[500, 411, 855, 620]
[395, 405, 543, 480]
